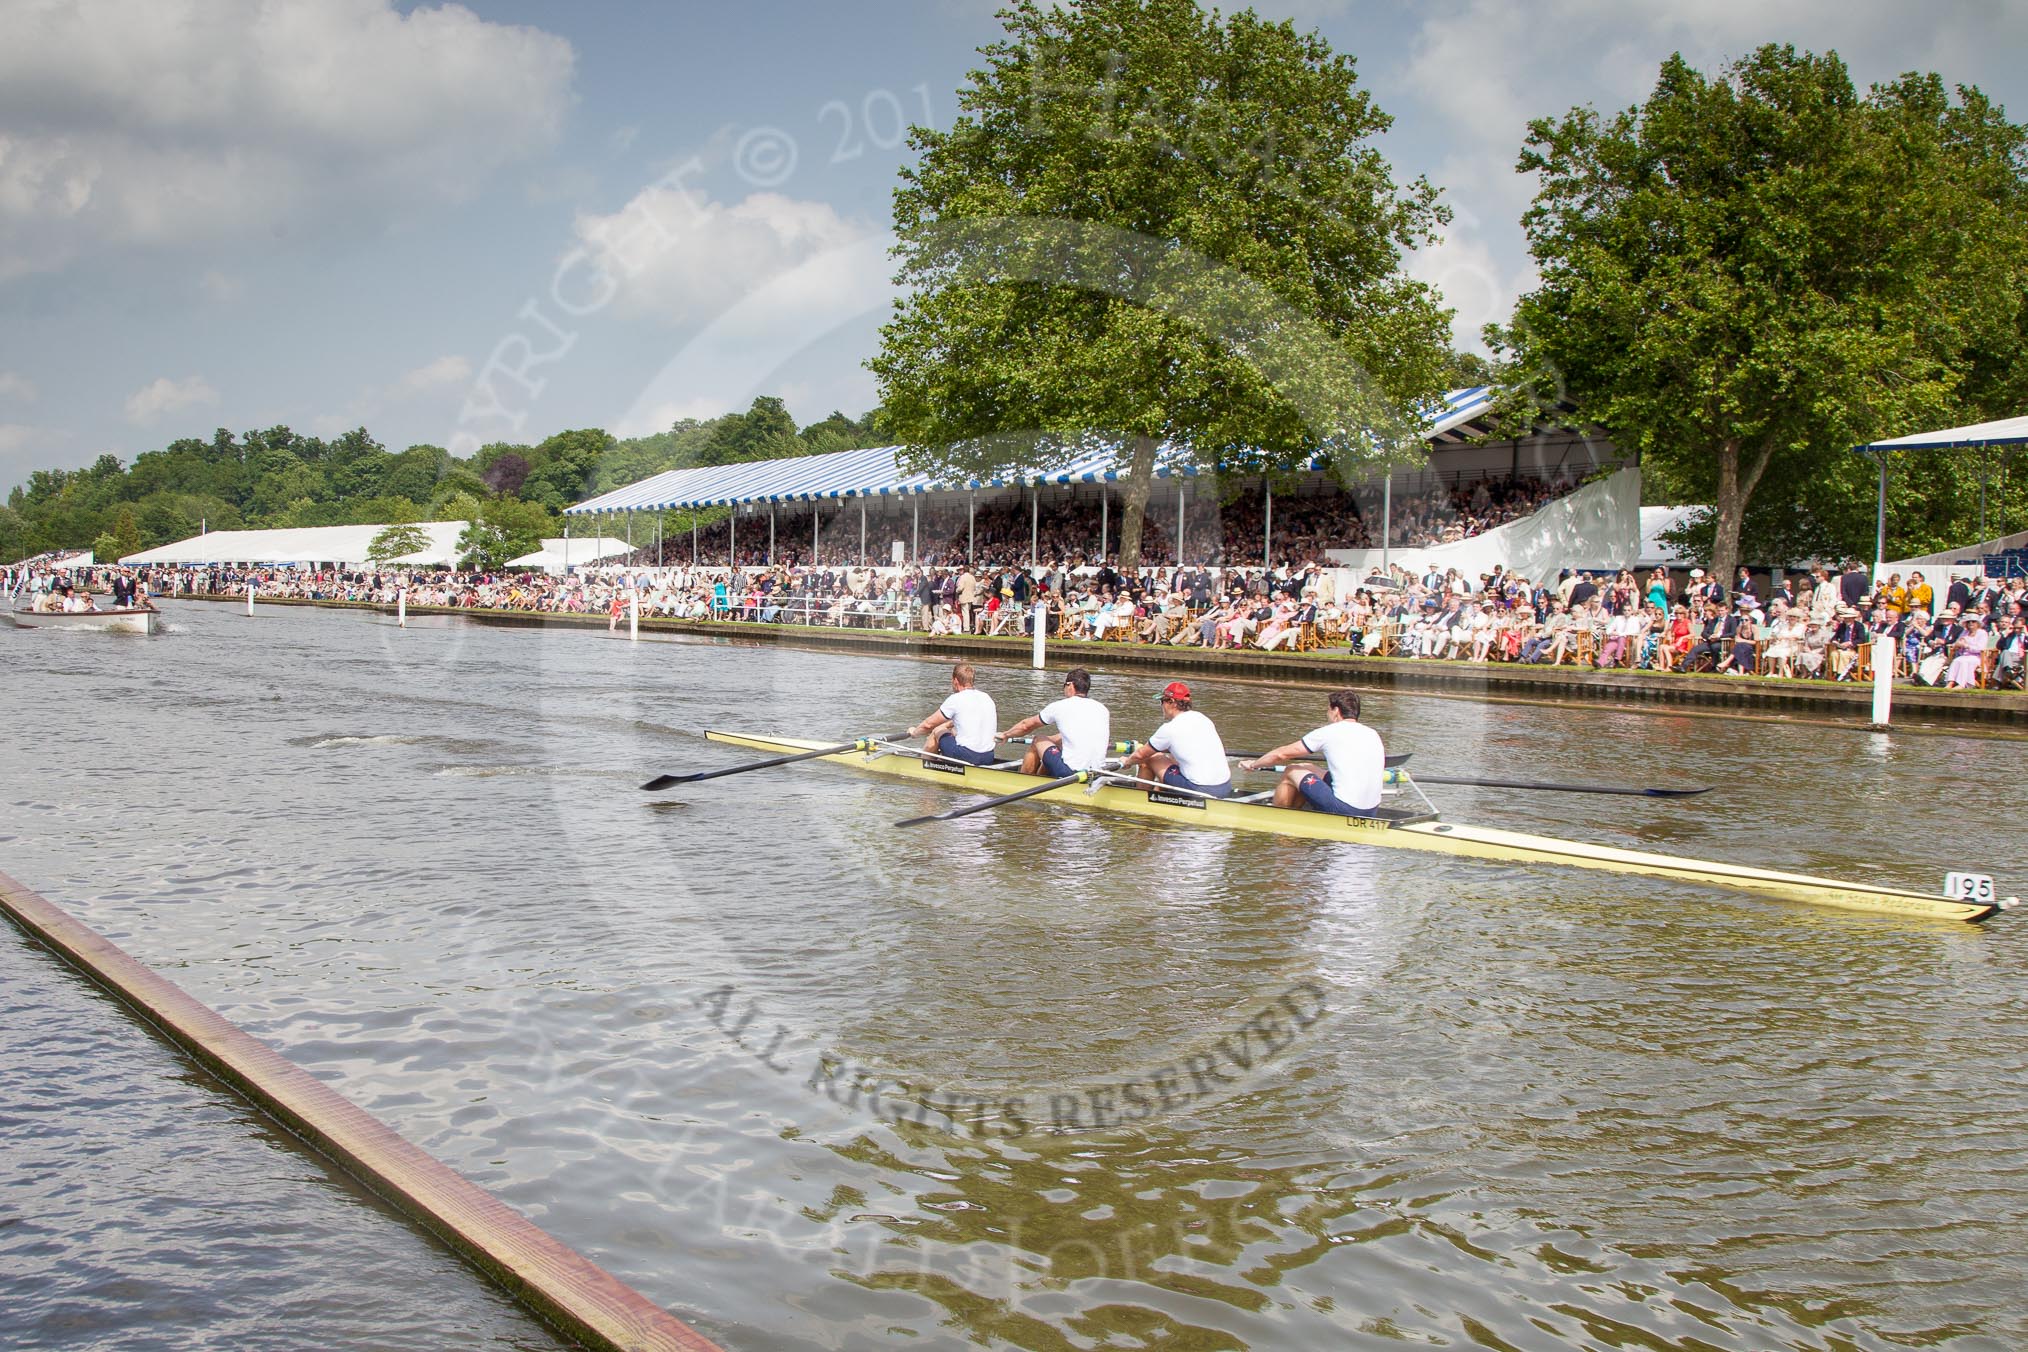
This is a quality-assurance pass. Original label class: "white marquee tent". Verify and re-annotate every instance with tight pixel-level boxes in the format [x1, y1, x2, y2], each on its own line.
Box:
[121, 522, 469, 568]
[503, 537, 633, 573]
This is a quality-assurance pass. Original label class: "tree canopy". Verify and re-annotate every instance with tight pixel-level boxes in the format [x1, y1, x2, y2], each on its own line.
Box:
[1495, 45, 2028, 577]
[2, 397, 883, 564]
[871, 0, 1455, 571]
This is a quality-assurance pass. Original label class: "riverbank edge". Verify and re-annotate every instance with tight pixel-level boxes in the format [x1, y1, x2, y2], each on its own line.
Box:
[0, 869, 725, 1352]
[177, 594, 2027, 726]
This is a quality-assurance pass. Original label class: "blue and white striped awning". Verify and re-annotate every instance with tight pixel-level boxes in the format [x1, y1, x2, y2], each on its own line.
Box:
[566, 387, 1494, 515]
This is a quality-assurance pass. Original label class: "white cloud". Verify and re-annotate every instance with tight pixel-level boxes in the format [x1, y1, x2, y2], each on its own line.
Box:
[1410, 229, 1537, 354]
[124, 375, 219, 425]
[199, 270, 246, 304]
[0, 0, 575, 279]
[0, 423, 39, 453]
[0, 372, 35, 402]
[571, 186, 893, 332]
[393, 355, 473, 398]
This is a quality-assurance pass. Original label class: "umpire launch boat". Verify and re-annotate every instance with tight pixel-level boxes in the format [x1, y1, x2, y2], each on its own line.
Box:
[5, 605, 160, 635]
[697, 732, 2016, 923]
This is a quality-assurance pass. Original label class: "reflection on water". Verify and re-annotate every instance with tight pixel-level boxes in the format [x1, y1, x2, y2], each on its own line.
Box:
[2, 600, 2025, 1350]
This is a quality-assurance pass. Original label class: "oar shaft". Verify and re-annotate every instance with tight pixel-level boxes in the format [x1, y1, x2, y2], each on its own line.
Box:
[1411, 774, 1711, 798]
[642, 733, 907, 790]
[896, 771, 1088, 826]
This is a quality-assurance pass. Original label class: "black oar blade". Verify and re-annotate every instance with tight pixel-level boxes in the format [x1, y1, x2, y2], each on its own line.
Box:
[640, 772, 684, 791]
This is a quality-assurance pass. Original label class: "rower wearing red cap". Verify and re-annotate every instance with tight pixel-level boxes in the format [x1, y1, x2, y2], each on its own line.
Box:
[1119, 681, 1232, 798]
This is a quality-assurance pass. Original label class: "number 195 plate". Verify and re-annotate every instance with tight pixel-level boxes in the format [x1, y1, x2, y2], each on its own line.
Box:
[1945, 872, 1996, 902]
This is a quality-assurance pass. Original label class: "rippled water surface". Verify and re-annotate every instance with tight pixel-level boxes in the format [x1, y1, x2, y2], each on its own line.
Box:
[4, 600, 2026, 1351]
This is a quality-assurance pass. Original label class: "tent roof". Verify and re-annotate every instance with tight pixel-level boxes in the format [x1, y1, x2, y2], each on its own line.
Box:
[503, 537, 633, 568]
[1858, 414, 2028, 452]
[121, 522, 468, 567]
[566, 387, 1499, 516]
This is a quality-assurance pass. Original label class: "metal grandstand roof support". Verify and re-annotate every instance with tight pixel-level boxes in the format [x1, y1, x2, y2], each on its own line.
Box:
[728, 505, 736, 568]
[1855, 414, 2028, 586]
[860, 500, 867, 566]
[1382, 472, 1392, 575]
[1030, 486, 1038, 565]
[1263, 484, 1273, 569]
[913, 496, 920, 564]
[1176, 486, 1185, 569]
[1101, 489, 1108, 562]
[768, 507, 775, 565]
[968, 490, 975, 561]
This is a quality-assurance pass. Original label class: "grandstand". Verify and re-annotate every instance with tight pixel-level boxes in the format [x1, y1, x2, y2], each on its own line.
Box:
[566, 388, 1635, 574]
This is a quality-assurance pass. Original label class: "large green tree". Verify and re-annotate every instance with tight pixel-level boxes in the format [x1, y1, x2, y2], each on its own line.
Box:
[1497, 46, 2027, 580]
[870, 0, 1454, 572]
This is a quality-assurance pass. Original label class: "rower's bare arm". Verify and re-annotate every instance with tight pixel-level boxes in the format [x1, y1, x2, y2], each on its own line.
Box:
[1001, 714, 1043, 741]
[1240, 739, 1311, 772]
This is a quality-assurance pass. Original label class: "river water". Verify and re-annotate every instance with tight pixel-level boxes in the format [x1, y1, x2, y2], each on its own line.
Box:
[3, 599, 2025, 1351]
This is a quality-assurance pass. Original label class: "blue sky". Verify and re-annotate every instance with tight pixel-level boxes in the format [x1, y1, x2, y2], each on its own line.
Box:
[2, 0, 2023, 492]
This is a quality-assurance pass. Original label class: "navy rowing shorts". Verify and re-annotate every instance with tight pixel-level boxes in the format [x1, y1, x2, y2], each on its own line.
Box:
[935, 732, 1000, 766]
[1297, 770, 1380, 818]
[1161, 765, 1233, 798]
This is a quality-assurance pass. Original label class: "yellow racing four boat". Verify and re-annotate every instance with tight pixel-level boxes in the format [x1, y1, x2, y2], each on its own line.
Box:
[702, 732, 2017, 924]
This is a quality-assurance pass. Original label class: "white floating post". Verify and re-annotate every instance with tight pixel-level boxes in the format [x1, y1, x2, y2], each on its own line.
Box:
[628, 587, 639, 642]
[247, 579, 256, 615]
[1871, 635, 1893, 728]
[397, 587, 407, 628]
[1032, 599, 1047, 669]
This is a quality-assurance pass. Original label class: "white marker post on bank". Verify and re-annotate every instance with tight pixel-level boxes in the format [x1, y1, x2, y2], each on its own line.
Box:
[397, 588, 407, 628]
[246, 579, 255, 616]
[1871, 635, 1894, 728]
[628, 587, 639, 642]
[1032, 599, 1047, 670]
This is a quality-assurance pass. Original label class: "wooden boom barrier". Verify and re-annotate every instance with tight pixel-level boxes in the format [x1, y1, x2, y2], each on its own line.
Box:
[0, 869, 724, 1352]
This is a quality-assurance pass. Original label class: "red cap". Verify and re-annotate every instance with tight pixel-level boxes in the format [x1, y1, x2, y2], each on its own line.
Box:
[1160, 680, 1191, 702]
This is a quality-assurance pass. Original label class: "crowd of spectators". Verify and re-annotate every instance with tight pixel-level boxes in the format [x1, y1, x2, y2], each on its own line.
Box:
[647, 470, 1588, 573]
[21, 548, 2016, 693]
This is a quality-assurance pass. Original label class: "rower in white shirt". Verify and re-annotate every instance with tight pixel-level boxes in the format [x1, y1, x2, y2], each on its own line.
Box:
[1240, 690, 1386, 817]
[1119, 680, 1232, 798]
[908, 662, 1000, 766]
[999, 667, 1112, 777]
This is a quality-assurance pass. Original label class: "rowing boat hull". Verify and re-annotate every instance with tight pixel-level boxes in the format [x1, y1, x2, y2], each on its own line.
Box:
[6, 606, 159, 634]
[704, 732, 2004, 923]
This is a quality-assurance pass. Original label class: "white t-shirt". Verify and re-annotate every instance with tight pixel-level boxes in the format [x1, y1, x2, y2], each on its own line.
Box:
[1301, 718, 1384, 810]
[1149, 709, 1230, 787]
[1040, 696, 1111, 770]
[938, 687, 998, 754]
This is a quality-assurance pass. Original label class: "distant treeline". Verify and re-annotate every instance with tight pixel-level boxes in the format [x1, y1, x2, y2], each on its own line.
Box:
[0, 398, 882, 565]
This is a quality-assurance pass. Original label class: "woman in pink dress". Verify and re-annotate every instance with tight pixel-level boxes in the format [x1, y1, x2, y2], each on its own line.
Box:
[1945, 617, 1989, 688]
